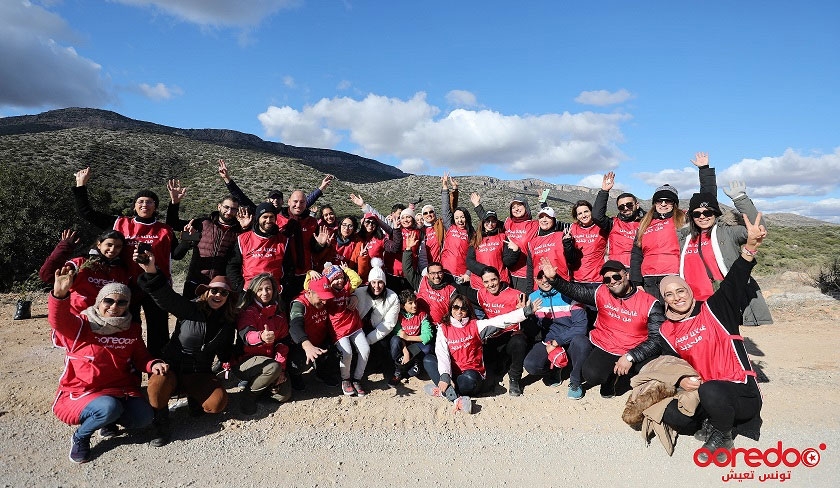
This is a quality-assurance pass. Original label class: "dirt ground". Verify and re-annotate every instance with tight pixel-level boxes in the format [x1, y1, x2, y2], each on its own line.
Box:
[1, 272, 838, 487]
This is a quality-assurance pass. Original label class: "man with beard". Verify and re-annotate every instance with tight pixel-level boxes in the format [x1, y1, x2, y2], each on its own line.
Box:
[226, 203, 289, 292]
[165, 180, 246, 297]
[403, 232, 457, 327]
[592, 171, 646, 267]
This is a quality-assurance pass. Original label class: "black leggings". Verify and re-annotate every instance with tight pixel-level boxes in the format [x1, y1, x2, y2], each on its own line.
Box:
[663, 378, 762, 433]
[581, 346, 650, 389]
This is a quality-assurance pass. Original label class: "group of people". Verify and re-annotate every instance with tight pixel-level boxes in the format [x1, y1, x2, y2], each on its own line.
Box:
[43, 154, 770, 465]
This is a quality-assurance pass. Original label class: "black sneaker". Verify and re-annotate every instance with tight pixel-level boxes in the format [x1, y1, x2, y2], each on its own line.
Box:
[387, 373, 402, 387]
[69, 434, 91, 464]
[599, 381, 616, 399]
[99, 423, 120, 439]
[508, 378, 523, 397]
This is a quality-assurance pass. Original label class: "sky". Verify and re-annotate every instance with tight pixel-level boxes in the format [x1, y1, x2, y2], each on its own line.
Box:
[2, 0, 839, 222]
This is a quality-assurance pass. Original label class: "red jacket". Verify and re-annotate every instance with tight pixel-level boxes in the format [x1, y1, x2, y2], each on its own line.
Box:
[49, 294, 158, 425]
[236, 301, 291, 368]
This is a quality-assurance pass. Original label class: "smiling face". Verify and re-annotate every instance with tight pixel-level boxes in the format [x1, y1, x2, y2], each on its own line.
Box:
[403, 299, 418, 315]
[602, 269, 631, 297]
[692, 209, 716, 230]
[401, 214, 415, 228]
[426, 265, 444, 286]
[97, 237, 123, 260]
[482, 272, 501, 295]
[483, 217, 498, 232]
[97, 293, 129, 317]
[450, 297, 468, 321]
[339, 218, 355, 238]
[453, 210, 467, 229]
[288, 190, 307, 217]
[422, 208, 436, 224]
[205, 288, 229, 309]
[510, 202, 526, 219]
[218, 198, 239, 224]
[538, 214, 554, 231]
[321, 207, 337, 225]
[370, 280, 385, 296]
[616, 196, 636, 218]
[575, 205, 592, 226]
[655, 199, 675, 214]
[363, 219, 377, 232]
[536, 273, 553, 292]
[662, 281, 693, 314]
[255, 279, 274, 305]
[134, 197, 156, 219]
[258, 212, 277, 233]
[329, 273, 345, 291]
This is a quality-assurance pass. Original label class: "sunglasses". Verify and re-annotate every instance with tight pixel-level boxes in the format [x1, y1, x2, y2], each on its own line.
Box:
[617, 202, 635, 211]
[655, 199, 674, 205]
[102, 298, 129, 307]
[602, 273, 623, 284]
[451, 303, 466, 311]
[423, 212, 435, 216]
[208, 288, 230, 297]
[693, 209, 716, 218]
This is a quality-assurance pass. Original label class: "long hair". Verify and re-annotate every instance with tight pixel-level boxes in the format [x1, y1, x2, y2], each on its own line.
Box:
[238, 272, 284, 313]
[442, 293, 476, 324]
[80, 230, 126, 273]
[358, 216, 384, 241]
[196, 288, 240, 323]
[452, 206, 476, 240]
[635, 208, 687, 247]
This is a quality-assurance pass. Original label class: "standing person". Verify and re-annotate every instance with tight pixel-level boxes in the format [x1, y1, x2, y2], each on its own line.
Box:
[233, 273, 292, 415]
[475, 266, 530, 396]
[226, 202, 289, 292]
[540, 258, 664, 399]
[326, 215, 360, 271]
[72, 166, 176, 357]
[317, 205, 339, 234]
[523, 270, 590, 399]
[49, 266, 168, 464]
[39, 229, 130, 315]
[422, 294, 541, 413]
[136, 252, 237, 448]
[216, 159, 331, 213]
[389, 290, 434, 386]
[678, 182, 772, 326]
[278, 189, 331, 302]
[659, 213, 767, 463]
[387, 208, 421, 293]
[525, 207, 574, 291]
[440, 173, 475, 285]
[631, 152, 715, 301]
[352, 212, 389, 281]
[592, 172, 646, 267]
[501, 194, 540, 293]
[466, 210, 520, 297]
[567, 200, 610, 286]
[402, 232, 458, 327]
[166, 181, 246, 297]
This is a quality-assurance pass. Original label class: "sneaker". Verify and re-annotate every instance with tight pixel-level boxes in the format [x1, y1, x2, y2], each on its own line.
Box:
[99, 423, 120, 439]
[454, 396, 473, 414]
[423, 383, 442, 397]
[567, 383, 583, 400]
[599, 381, 616, 399]
[69, 434, 91, 464]
[341, 380, 355, 396]
[407, 363, 420, 377]
[273, 380, 293, 403]
[352, 379, 367, 397]
[387, 373, 402, 387]
[508, 378, 523, 397]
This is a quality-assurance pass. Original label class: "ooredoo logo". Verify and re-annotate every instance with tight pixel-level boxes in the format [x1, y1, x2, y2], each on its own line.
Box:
[694, 441, 826, 468]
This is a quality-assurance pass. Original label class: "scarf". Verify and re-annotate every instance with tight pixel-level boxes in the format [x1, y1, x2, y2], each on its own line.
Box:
[82, 306, 133, 336]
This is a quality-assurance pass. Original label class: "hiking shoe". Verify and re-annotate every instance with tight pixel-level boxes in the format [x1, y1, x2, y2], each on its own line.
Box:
[567, 383, 583, 400]
[508, 378, 523, 397]
[341, 380, 355, 396]
[454, 396, 473, 414]
[698, 428, 734, 464]
[69, 434, 91, 463]
[99, 423, 120, 439]
[388, 373, 402, 387]
[694, 418, 713, 442]
[599, 381, 616, 399]
[150, 409, 171, 448]
[352, 379, 367, 397]
[423, 383, 442, 397]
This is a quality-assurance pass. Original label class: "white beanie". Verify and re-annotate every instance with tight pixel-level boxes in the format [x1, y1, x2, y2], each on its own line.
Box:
[400, 208, 414, 219]
[368, 257, 387, 283]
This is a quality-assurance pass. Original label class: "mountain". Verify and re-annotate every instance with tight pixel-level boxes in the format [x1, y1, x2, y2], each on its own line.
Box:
[0, 108, 406, 184]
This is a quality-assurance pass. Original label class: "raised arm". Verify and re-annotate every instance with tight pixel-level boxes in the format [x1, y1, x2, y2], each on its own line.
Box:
[540, 257, 597, 306]
[691, 152, 717, 196]
[218, 160, 256, 210]
[592, 172, 615, 230]
[72, 167, 118, 229]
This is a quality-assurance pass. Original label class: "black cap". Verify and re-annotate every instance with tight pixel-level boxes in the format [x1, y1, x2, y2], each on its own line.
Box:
[689, 192, 722, 216]
[599, 260, 627, 275]
[483, 210, 498, 221]
[267, 190, 283, 200]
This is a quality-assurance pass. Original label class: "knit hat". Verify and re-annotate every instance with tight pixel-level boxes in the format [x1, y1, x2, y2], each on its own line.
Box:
[267, 190, 283, 200]
[538, 207, 556, 219]
[483, 210, 499, 221]
[96, 282, 131, 305]
[255, 202, 277, 219]
[688, 192, 721, 216]
[368, 257, 387, 283]
[400, 208, 414, 219]
[421, 204, 435, 214]
[133, 190, 159, 208]
[652, 184, 679, 203]
[324, 263, 344, 282]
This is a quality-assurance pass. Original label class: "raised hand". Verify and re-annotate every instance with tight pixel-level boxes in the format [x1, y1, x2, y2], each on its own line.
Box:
[539, 257, 557, 280]
[314, 225, 331, 246]
[405, 231, 419, 250]
[53, 265, 76, 298]
[743, 212, 767, 252]
[562, 222, 573, 240]
[261, 324, 275, 344]
[237, 206, 252, 229]
[74, 167, 91, 187]
[60, 229, 80, 246]
[690, 152, 709, 168]
[441, 172, 449, 189]
[349, 193, 365, 208]
[505, 238, 519, 252]
[167, 179, 187, 204]
[723, 180, 747, 200]
[470, 192, 481, 207]
[217, 159, 230, 183]
[602, 171, 616, 191]
[319, 174, 335, 191]
[184, 218, 197, 235]
[449, 175, 459, 189]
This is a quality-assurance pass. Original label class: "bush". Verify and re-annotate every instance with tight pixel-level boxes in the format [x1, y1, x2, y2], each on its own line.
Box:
[813, 257, 840, 298]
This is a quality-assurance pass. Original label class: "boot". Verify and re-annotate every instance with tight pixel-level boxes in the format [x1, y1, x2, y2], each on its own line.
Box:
[150, 408, 170, 447]
[508, 376, 523, 397]
[694, 418, 713, 442]
[273, 379, 293, 403]
[697, 427, 734, 463]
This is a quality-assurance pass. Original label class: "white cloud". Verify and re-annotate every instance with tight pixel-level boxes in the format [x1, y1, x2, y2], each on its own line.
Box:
[753, 198, 840, 224]
[575, 89, 634, 106]
[399, 158, 428, 174]
[282, 75, 295, 88]
[138, 82, 183, 101]
[634, 167, 706, 197]
[336, 79, 351, 90]
[113, 0, 299, 27]
[445, 89, 478, 108]
[0, 1, 112, 108]
[258, 92, 630, 177]
[720, 148, 840, 198]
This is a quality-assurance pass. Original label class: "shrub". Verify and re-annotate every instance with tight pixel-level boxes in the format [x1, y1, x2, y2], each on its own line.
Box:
[812, 257, 840, 298]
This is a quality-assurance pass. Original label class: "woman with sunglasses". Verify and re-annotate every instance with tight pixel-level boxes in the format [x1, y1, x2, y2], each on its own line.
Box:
[678, 182, 772, 325]
[353, 212, 389, 281]
[592, 171, 646, 267]
[422, 293, 541, 413]
[50, 266, 169, 463]
[630, 152, 716, 301]
[135, 251, 237, 447]
[440, 173, 476, 285]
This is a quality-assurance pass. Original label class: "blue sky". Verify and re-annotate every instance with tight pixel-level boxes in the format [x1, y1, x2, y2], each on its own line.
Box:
[2, 1, 839, 222]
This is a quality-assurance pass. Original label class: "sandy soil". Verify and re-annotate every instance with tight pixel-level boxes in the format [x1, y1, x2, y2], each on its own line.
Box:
[1, 273, 838, 487]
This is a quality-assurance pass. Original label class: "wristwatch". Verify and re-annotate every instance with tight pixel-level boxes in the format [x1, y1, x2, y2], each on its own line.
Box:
[625, 354, 634, 363]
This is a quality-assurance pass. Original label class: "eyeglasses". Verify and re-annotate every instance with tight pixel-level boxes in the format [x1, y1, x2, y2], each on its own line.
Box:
[340, 223, 355, 228]
[102, 298, 129, 307]
[617, 202, 635, 211]
[451, 303, 466, 311]
[208, 288, 230, 297]
[221, 204, 239, 212]
[655, 199, 674, 205]
[692, 209, 716, 218]
[136, 199, 156, 206]
[602, 273, 623, 284]
[423, 210, 435, 215]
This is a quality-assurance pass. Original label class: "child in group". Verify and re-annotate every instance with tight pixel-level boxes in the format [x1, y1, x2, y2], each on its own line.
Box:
[389, 290, 434, 386]
[310, 263, 370, 396]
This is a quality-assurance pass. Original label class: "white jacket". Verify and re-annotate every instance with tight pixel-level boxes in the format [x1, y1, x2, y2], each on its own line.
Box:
[354, 287, 400, 344]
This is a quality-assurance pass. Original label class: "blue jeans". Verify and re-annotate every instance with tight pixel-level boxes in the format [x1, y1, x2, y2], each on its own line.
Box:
[422, 354, 484, 401]
[75, 395, 154, 440]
